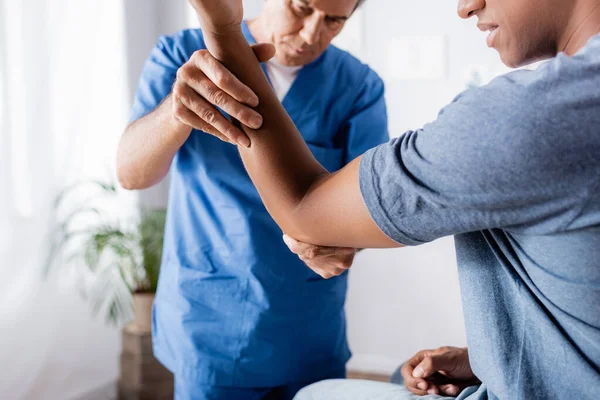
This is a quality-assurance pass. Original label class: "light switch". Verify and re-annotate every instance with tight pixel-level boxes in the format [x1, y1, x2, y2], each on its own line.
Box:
[386, 35, 447, 80]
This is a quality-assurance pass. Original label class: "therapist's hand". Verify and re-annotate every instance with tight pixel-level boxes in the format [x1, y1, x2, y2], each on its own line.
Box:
[171, 44, 274, 147]
[401, 346, 480, 397]
[282, 235, 357, 279]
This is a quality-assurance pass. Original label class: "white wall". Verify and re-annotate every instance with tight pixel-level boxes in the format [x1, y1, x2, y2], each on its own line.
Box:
[1, 3, 268, 400]
[1, 1, 131, 398]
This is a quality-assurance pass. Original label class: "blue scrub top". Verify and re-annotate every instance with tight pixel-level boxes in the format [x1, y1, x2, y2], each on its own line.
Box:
[130, 22, 389, 388]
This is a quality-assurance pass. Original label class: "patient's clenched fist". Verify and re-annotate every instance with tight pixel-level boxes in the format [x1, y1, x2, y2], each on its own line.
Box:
[401, 346, 480, 397]
[283, 235, 356, 279]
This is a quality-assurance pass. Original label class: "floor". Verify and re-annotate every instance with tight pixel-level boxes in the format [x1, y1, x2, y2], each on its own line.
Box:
[347, 371, 392, 383]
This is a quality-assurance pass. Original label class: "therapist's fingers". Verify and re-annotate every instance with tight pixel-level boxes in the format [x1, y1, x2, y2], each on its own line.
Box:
[172, 87, 232, 144]
[176, 45, 273, 146]
[173, 100, 230, 144]
[282, 234, 355, 259]
[303, 261, 348, 279]
[302, 252, 354, 276]
[283, 234, 320, 258]
[282, 235, 356, 279]
[301, 246, 356, 260]
[176, 60, 262, 133]
[189, 49, 265, 134]
[191, 49, 260, 107]
[301, 251, 355, 269]
[309, 266, 347, 279]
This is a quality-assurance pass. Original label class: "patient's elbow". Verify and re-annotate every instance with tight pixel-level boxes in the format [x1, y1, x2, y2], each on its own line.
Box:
[279, 215, 322, 246]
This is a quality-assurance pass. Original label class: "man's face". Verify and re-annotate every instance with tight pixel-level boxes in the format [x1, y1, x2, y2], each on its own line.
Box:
[458, 0, 573, 67]
[261, 0, 359, 66]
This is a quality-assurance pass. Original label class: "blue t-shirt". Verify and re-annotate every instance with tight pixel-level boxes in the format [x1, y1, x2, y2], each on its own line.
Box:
[360, 35, 600, 399]
[130, 23, 389, 387]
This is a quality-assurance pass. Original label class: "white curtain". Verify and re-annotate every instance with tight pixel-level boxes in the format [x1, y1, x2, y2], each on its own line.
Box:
[0, 1, 130, 399]
[0, 1, 278, 398]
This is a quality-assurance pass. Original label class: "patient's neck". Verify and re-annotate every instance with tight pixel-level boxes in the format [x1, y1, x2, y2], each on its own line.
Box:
[560, 0, 600, 56]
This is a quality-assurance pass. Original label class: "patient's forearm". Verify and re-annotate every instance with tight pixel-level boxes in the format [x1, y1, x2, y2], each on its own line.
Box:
[203, 31, 327, 233]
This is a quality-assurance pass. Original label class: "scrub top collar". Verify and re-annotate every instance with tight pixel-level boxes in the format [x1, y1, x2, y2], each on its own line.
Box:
[241, 20, 329, 113]
[241, 20, 328, 70]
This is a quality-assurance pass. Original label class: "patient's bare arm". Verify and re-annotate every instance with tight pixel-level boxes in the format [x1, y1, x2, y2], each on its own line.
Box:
[190, 0, 400, 249]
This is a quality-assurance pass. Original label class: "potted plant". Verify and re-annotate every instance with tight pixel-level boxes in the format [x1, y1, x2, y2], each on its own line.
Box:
[46, 180, 166, 332]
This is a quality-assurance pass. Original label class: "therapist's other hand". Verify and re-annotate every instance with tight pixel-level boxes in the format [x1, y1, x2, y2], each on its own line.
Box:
[171, 44, 275, 147]
[401, 346, 480, 397]
[282, 235, 356, 279]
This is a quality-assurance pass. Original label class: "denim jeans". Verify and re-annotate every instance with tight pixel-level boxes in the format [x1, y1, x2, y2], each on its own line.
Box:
[293, 365, 483, 400]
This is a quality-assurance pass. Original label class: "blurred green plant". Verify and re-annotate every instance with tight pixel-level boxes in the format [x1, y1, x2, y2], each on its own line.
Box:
[45, 180, 166, 326]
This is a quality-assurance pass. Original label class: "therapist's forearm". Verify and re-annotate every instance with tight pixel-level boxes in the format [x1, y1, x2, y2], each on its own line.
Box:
[203, 30, 328, 235]
[118, 95, 192, 190]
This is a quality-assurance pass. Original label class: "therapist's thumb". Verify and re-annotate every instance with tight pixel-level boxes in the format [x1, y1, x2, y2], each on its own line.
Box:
[251, 43, 276, 63]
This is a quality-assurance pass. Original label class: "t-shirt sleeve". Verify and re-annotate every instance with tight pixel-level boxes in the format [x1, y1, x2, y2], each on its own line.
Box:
[343, 69, 390, 164]
[129, 35, 187, 123]
[359, 72, 592, 245]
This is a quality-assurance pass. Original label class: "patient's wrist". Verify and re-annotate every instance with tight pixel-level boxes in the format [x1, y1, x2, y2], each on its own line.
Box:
[201, 25, 247, 61]
[197, 16, 243, 38]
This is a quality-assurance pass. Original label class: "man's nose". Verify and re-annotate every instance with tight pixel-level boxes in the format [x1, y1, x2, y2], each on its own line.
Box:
[457, 0, 485, 19]
[299, 13, 323, 46]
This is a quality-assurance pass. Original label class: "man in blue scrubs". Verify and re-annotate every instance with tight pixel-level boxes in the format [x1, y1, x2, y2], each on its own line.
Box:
[117, 0, 388, 398]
